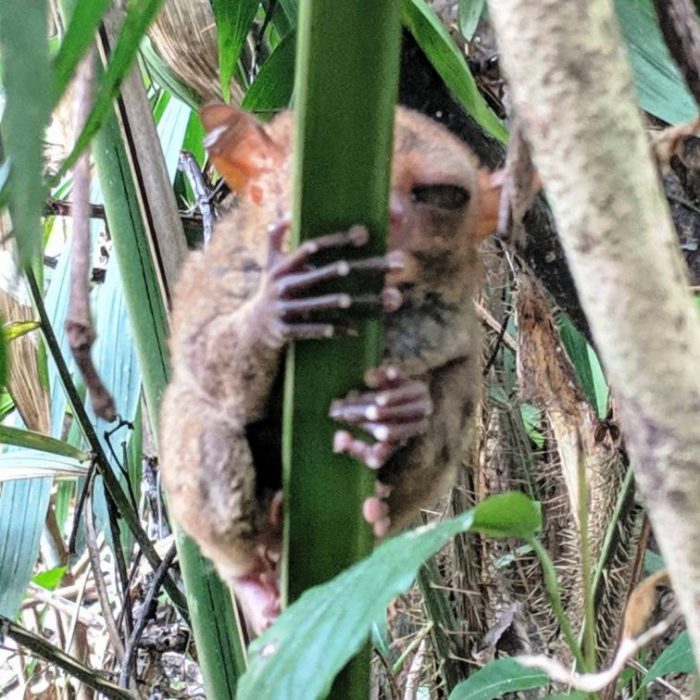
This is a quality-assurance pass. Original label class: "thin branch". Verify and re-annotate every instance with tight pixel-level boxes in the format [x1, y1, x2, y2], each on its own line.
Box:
[0, 616, 135, 700]
[25, 269, 189, 620]
[64, 49, 116, 421]
[84, 468, 126, 664]
[517, 613, 681, 692]
[178, 151, 216, 245]
[119, 543, 178, 688]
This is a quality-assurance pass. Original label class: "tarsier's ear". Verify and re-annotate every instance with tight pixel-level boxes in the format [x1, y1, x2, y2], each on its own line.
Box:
[476, 168, 543, 240]
[200, 104, 283, 196]
[475, 168, 505, 240]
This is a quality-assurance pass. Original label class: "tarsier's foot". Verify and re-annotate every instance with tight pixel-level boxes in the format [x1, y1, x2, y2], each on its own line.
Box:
[329, 365, 433, 537]
[257, 218, 404, 347]
[232, 565, 280, 635]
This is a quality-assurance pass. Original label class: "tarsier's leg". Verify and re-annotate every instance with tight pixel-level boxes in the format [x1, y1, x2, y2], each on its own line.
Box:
[330, 365, 433, 537]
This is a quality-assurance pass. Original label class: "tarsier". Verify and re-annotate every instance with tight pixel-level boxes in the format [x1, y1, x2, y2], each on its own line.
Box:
[160, 104, 502, 633]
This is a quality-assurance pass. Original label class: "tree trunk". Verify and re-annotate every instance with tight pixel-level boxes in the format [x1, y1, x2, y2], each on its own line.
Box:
[487, 0, 700, 664]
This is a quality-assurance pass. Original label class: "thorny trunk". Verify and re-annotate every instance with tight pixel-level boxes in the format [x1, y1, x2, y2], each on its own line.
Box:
[487, 0, 700, 664]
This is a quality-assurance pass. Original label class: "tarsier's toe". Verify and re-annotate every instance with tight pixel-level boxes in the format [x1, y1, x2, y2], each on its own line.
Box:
[363, 482, 394, 537]
[332, 430, 394, 468]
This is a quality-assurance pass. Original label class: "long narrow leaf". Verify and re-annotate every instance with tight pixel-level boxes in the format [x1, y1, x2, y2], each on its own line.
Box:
[52, 0, 112, 108]
[0, 478, 52, 616]
[0, 426, 86, 460]
[211, 0, 260, 102]
[0, 0, 52, 268]
[54, 0, 165, 181]
[402, 0, 507, 142]
[241, 31, 296, 113]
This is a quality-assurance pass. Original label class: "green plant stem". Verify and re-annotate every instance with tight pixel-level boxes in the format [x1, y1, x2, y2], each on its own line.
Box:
[529, 537, 586, 669]
[0, 615, 135, 700]
[577, 445, 596, 672]
[283, 0, 401, 695]
[25, 269, 188, 618]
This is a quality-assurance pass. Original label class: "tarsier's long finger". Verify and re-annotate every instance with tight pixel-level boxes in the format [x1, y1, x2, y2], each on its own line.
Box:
[329, 398, 432, 424]
[280, 322, 335, 341]
[274, 254, 405, 297]
[329, 380, 429, 413]
[361, 418, 430, 443]
[332, 430, 396, 469]
[277, 293, 386, 317]
[270, 225, 369, 278]
[364, 364, 406, 389]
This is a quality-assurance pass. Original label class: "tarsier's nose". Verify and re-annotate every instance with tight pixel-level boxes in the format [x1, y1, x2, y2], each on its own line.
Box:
[389, 194, 406, 228]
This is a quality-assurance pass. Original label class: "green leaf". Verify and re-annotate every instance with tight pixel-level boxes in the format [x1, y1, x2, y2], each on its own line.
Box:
[458, 0, 486, 40]
[55, 0, 166, 180]
[52, 0, 111, 108]
[242, 31, 296, 113]
[448, 658, 548, 700]
[615, 0, 698, 124]
[401, 0, 507, 143]
[471, 491, 541, 539]
[3, 321, 41, 342]
[0, 0, 52, 268]
[0, 452, 88, 481]
[33, 565, 68, 591]
[211, 0, 260, 103]
[140, 37, 203, 110]
[0, 478, 52, 617]
[520, 402, 545, 448]
[0, 426, 87, 461]
[240, 493, 539, 699]
[644, 631, 697, 684]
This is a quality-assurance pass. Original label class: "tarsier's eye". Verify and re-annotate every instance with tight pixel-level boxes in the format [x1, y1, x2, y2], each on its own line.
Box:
[411, 184, 470, 210]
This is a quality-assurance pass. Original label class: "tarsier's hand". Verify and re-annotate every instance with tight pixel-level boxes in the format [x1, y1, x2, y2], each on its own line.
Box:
[253, 218, 404, 349]
[330, 366, 433, 537]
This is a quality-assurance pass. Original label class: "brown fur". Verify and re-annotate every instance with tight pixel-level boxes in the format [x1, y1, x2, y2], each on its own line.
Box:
[160, 106, 496, 581]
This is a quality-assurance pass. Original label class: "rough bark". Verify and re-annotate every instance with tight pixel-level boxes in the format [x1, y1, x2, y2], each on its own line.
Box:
[487, 0, 700, 664]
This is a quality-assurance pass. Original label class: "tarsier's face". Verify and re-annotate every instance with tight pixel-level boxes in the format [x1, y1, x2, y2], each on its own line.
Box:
[386, 109, 485, 290]
[201, 104, 496, 291]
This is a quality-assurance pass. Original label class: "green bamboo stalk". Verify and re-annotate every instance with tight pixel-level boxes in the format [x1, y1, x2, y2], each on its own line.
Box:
[283, 1, 402, 696]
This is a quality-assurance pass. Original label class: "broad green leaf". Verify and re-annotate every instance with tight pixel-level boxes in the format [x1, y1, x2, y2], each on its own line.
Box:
[52, 0, 111, 108]
[0, 451, 87, 481]
[240, 493, 540, 699]
[458, 0, 486, 40]
[4, 321, 41, 342]
[401, 0, 507, 143]
[0, 478, 52, 616]
[0, 0, 52, 268]
[644, 631, 697, 684]
[242, 31, 296, 113]
[211, 0, 259, 102]
[615, 0, 698, 124]
[33, 565, 68, 591]
[0, 426, 86, 460]
[55, 0, 165, 180]
[448, 658, 548, 700]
